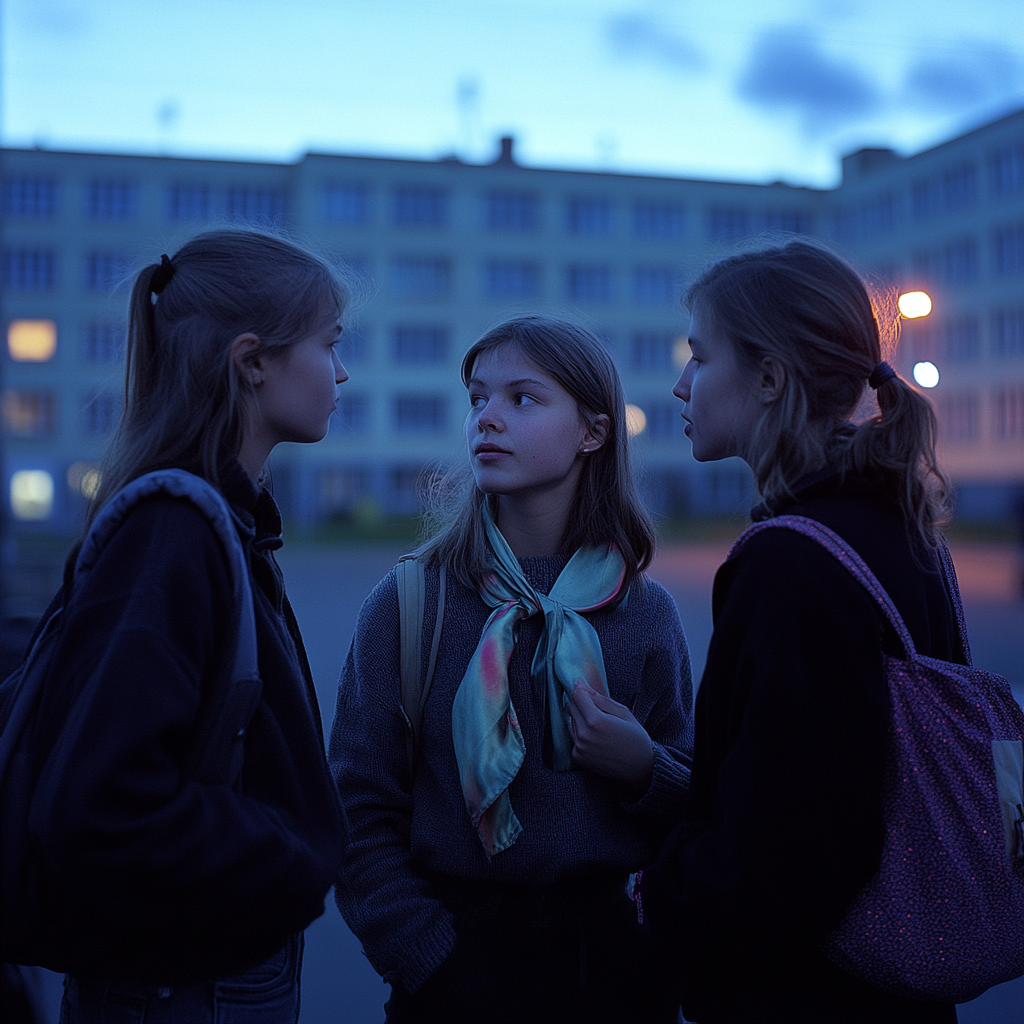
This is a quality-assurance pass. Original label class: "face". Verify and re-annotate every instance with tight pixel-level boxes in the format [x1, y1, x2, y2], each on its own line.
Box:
[255, 317, 349, 448]
[466, 346, 601, 500]
[672, 308, 763, 464]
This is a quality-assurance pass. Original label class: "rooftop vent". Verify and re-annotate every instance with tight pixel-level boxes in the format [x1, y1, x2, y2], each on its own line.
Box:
[841, 147, 899, 182]
[493, 135, 516, 166]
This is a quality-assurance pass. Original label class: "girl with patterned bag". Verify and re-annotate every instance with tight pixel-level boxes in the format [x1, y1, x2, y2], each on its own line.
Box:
[329, 315, 693, 1023]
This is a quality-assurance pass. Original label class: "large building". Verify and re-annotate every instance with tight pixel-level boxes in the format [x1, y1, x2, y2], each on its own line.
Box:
[2, 109, 1022, 546]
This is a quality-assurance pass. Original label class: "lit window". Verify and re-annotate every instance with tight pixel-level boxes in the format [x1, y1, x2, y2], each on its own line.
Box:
[8, 320, 57, 362]
[2, 389, 56, 436]
[11, 470, 54, 521]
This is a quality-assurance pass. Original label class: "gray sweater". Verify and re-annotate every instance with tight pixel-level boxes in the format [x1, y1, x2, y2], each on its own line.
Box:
[328, 555, 693, 992]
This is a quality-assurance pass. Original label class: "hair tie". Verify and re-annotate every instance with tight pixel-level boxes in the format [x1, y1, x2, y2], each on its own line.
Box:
[868, 361, 897, 390]
[150, 254, 176, 295]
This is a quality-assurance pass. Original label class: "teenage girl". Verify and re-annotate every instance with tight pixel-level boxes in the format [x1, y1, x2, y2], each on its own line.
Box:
[28, 229, 348, 1022]
[330, 315, 692, 1024]
[641, 239, 958, 1023]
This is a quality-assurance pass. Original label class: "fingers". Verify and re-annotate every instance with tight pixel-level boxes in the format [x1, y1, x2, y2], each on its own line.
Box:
[573, 681, 633, 723]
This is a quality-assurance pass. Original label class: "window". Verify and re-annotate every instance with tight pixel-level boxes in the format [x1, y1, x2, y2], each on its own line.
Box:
[84, 252, 131, 293]
[2, 389, 56, 436]
[565, 198, 611, 235]
[484, 260, 540, 300]
[322, 183, 370, 225]
[393, 326, 448, 364]
[86, 180, 138, 221]
[81, 391, 120, 435]
[633, 202, 684, 239]
[395, 394, 448, 433]
[10, 469, 54, 520]
[331, 392, 372, 433]
[337, 326, 369, 364]
[392, 257, 451, 300]
[832, 193, 900, 242]
[166, 184, 210, 222]
[632, 267, 677, 306]
[645, 402, 687, 440]
[762, 209, 814, 233]
[937, 393, 979, 443]
[486, 191, 539, 231]
[943, 317, 980, 362]
[630, 332, 676, 371]
[912, 238, 978, 287]
[942, 164, 977, 210]
[991, 308, 1024, 358]
[393, 187, 447, 227]
[8, 320, 57, 362]
[989, 144, 1024, 195]
[3, 249, 56, 291]
[993, 386, 1024, 440]
[227, 186, 286, 225]
[565, 265, 611, 303]
[991, 223, 1024, 276]
[84, 323, 125, 364]
[2, 177, 57, 218]
[706, 207, 750, 241]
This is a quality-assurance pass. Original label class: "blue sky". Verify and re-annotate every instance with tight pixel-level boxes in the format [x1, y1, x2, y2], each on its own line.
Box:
[3, 0, 1023, 187]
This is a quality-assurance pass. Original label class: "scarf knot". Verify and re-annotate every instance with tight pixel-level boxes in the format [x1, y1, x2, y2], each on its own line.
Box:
[451, 507, 627, 856]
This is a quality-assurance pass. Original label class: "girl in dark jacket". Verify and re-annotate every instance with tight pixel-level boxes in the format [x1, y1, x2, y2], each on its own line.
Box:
[330, 316, 692, 1024]
[30, 230, 349, 1023]
[641, 240, 960, 1023]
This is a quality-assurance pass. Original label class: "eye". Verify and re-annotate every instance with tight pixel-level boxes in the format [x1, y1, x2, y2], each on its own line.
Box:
[469, 394, 486, 408]
[513, 392, 537, 407]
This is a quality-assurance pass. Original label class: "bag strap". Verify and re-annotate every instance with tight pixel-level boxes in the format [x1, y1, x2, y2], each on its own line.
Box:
[79, 469, 261, 788]
[731, 515, 920, 660]
[933, 540, 973, 668]
[396, 556, 446, 778]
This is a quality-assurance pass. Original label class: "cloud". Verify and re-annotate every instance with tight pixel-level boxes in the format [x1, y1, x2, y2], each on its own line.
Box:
[737, 28, 880, 135]
[903, 41, 1023, 112]
[605, 13, 707, 73]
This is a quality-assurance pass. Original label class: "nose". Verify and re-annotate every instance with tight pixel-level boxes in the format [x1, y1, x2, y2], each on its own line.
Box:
[673, 361, 694, 402]
[333, 351, 349, 385]
[474, 401, 504, 433]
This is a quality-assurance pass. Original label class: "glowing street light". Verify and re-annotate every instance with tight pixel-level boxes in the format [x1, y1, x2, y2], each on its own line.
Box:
[898, 291, 932, 319]
[913, 361, 940, 388]
[625, 404, 647, 437]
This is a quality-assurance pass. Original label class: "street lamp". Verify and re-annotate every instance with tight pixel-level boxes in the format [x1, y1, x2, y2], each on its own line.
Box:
[896, 289, 939, 388]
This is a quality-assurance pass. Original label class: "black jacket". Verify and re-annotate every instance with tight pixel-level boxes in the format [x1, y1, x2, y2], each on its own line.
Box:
[27, 460, 344, 983]
[644, 472, 958, 1023]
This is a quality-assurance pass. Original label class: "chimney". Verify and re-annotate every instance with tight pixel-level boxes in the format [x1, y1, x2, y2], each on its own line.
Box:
[494, 136, 516, 166]
[840, 147, 899, 183]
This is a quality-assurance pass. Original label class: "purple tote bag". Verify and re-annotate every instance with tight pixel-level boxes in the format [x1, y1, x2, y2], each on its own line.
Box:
[732, 516, 1024, 1003]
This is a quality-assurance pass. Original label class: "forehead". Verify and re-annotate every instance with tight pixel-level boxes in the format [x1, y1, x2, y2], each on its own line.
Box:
[470, 344, 557, 387]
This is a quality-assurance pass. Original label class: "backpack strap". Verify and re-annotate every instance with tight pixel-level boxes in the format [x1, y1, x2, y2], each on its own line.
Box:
[731, 515, 920, 660]
[396, 556, 446, 778]
[76, 469, 261, 788]
[933, 540, 973, 668]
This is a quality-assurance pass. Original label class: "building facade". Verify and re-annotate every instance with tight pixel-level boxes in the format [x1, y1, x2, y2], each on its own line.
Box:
[2, 109, 1022, 539]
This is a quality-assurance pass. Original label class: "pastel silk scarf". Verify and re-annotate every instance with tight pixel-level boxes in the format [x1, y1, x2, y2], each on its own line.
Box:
[451, 507, 627, 857]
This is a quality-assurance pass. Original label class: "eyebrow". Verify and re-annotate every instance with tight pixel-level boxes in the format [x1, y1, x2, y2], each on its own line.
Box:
[467, 376, 552, 390]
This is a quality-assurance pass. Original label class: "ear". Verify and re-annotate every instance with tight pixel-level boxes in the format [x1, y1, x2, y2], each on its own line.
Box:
[580, 413, 611, 454]
[230, 333, 265, 386]
[758, 356, 786, 405]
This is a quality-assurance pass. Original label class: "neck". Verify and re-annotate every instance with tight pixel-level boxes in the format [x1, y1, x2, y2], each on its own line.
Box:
[494, 476, 579, 558]
[236, 435, 272, 482]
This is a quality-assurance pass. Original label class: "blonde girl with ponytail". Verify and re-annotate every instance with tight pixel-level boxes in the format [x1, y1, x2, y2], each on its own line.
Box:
[642, 239, 959, 1024]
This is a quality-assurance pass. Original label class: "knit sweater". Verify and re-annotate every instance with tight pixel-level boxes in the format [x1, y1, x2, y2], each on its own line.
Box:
[328, 556, 693, 993]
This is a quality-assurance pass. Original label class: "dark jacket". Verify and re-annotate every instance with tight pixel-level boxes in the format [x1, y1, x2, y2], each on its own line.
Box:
[330, 555, 693, 992]
[643, 471, 959, 1024]
[27, 460, 344, 984]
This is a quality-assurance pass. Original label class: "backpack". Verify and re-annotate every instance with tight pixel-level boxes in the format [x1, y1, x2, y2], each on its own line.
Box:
[0, 469, 262, 970]
[395, 556, 446, 778]
[731, 515, 1024, 1003]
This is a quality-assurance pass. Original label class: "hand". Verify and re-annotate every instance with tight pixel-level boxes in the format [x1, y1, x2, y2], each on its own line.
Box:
[568, 682, 654, 790]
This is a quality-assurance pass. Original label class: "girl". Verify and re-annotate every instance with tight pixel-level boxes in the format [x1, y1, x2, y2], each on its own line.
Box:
[330, 315, 692, 1024]
[29, 229, 348, 1022]
[642, 239, 958, 1023]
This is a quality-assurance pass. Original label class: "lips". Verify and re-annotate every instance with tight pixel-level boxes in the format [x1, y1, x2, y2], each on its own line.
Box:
[475, 442, 512, 455]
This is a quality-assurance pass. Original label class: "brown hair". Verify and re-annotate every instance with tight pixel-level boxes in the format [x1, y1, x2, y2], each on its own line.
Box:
[87, 228, 350, 526]
[418, 315, 656, 589]
[686, 238, 949, 543]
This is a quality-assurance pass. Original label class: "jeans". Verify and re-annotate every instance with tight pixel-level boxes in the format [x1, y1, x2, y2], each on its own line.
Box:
[59, 932, 302, 1024]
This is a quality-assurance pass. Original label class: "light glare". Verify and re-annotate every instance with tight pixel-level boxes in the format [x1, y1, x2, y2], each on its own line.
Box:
[11, 470, 55, 520]
[898, 291, 932, 319]
[68, 462, 102, 500]
[8, 320, 57, 362]
[912, 361, 940, 388]
[625, 404, 646, 437]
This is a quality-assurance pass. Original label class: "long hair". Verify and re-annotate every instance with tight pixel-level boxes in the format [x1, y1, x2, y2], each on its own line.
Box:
[686, 238, 950, 544]
[418, 315, 657, 590]
[87, 228, 350, 527]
